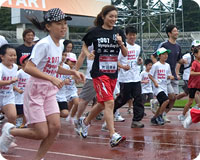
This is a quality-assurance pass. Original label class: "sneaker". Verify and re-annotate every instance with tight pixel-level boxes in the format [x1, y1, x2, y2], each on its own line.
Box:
[101, 122, 108, 132]
[114, 113, 125, 122]
[182, 110, 192, 128]
[110, 133, 126, 147]
[156, 115, 165, 125]
[131, 121, 144, 128]
[162, 114, 171, 123]
[79, 118, 89, 138]
[0, 153, 7, 160]
[96, 112, 103, 120]
[151, 117, 159, 126]
[0, 114, 4, 121]
[74, 118, 82, 135]
[16, 117, 23, 128]
[150, 99, 159, 114]
[178, 114, 185, 121]
[0, 122, 15, 153]
[193, 153, 200, 160]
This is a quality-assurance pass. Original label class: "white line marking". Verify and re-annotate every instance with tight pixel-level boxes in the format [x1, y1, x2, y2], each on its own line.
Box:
[15, 147, 112, 160]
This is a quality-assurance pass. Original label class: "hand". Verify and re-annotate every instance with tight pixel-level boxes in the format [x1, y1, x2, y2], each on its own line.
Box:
[176, 75, 181, 80]
[74, 71, 85, 83]
[88, 50, 95, 60]
[50, 77, 64, 89]
[10, 78, 18, 84]
[143, 80, 149, 84]
[154, 82, 159, 88]
[116, 33, 123, 46]
[137, 58, 143, 65]
[18, 90, 24, 94]
[64, 78, 71, 85]
[123, 65, 130, 71]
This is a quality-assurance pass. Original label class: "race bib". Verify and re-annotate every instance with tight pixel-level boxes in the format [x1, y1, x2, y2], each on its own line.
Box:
[99, 55, 118, 73]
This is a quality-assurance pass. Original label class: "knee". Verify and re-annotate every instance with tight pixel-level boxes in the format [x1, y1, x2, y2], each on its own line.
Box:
[60, 110, 69, 118]
[48, 122, 61, 135]
[7, 114, 17, 124]
[37, 128, 48, 139]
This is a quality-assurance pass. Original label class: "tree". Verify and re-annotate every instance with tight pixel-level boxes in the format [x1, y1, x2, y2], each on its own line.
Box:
[0, 7, 16, 31]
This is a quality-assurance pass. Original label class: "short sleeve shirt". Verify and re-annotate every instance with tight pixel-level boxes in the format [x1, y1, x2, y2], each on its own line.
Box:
[30, 35, 62, 77]
[188, 60, 200, 89]
[140, 70, 153, 94]
[149, 61, 171, 95]
[182, 53, 193, 81]
[16, 44, 34, 65]
[82, 26, 126, 79]
[0, 63, 18, 95]
[155, 41, 182, 79]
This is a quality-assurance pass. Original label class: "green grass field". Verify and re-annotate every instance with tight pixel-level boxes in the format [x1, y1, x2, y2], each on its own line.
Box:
[145, 99, 196, 108]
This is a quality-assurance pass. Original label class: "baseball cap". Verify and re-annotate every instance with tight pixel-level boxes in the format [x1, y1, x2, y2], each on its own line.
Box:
[67, 52, 77, 62]
[44, 8, 72, 22]
[0, 35, 8, 48]
[191, 40, 200, 47]
[20, 55, 30, 65]
[33, 36, 39, 42]
[157, 47, 171, 55]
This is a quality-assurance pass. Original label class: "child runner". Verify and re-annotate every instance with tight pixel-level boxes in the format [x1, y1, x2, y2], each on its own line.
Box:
[0, 8, 85, 159]
[182, 44, 200, 129]
[140, 59, 153, 106]
[14, 55, 30, 128]
[0, 44, 18, 125]
[65, 52, 79, 122]
[77, 5, 127, 147]
[56, 51, 70, 118]
[177, 40, 200, 121]
[149, 47, 173, 125]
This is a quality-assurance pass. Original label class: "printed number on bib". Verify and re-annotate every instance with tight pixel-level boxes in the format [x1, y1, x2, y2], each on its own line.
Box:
[99, 55, 118, 73]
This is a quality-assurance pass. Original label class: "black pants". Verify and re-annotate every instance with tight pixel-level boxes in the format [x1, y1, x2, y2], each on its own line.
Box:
[114, 82, 144, 122]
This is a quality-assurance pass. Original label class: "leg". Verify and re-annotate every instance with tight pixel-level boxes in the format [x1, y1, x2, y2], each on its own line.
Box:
[70, 97, 79, 118]
[2, 104, 17, 124]
[183, 98, 193, 115]
[76, 98, 90, 119]
[166, 93, 176, 113]
[60, 109, 69, 118]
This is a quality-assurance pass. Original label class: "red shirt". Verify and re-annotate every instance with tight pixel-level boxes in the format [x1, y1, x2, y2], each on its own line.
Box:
[188, 60, 200, 89]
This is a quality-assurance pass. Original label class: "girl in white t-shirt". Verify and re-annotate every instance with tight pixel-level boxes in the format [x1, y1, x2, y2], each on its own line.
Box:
[0, 44, 18, 125]
[65, 52, 79, 121]
[14, 55, 30, 128]
[0, 8, 85, 159]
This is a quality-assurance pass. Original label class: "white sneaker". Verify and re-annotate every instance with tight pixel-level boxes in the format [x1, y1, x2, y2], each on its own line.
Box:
[0, 153, 7, 160]
[193, 153, 200, 160]
[162, 113, 171, 123]
[110, 133, 126, 147]
[178, 114, 185, 121]
[182, 110, 192, 128]
[0, 122, 15, 153]
[114, 113, 125, 122]
[79, 118, 89, 138]
[101, 122, 108, 132]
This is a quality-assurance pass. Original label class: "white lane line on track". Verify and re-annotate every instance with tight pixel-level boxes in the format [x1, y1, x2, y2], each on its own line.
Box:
[59, 133, 200, 148]
[3, 154, 21, 158]
[15, 147, 112, 160]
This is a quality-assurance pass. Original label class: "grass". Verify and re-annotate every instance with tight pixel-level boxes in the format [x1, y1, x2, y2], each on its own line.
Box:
[145, 99, 196, 108]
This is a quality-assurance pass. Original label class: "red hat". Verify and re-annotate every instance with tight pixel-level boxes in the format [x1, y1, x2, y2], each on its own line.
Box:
[20, 55, 29, 65]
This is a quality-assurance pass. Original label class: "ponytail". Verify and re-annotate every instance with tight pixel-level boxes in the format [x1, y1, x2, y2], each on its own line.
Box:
[26, 16, 47, 31]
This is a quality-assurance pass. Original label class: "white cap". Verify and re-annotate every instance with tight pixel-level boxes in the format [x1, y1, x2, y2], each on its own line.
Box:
[157, 47, 171, 55]
[66, 52, 77, 62]
[191, 40, 200, 47]
[33, 36, 39, 42]
[0, 35, 8, 48]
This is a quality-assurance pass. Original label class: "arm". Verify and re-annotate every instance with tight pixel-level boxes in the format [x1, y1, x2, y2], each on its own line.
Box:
[75, 50, 86, 71]
[190, 70, 200, 76]
[175, 63, 181, 80]
[0, 78, 18, 87]
[116, 34, 127, 57]
[13, 86, 23, 94]
[151, 54, 157, 64]
[148, 74, 158, 88]
[24, 61, 63, 89]
[117, 61, 130, 71]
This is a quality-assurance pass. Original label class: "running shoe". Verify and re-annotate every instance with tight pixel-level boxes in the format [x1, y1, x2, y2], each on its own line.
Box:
[162, 114, 171, 123]
[182, 110, 192, 128]
[110, 133, 126, 147]
[114, 112, 125, 122]
[150, 99, 159, 114]
[0, 153, 7, 160]
[131, 121, 144, 128]
[193, 153, 200, 160]
[79, 118, 89, 138]
[101, 121, 108, 132]
[0, 122, 15, 153]
[178, 114, 185, 121]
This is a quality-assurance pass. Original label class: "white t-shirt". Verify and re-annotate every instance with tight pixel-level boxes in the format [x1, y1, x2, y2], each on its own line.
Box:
[30, 35, 63, 77]
[149, 61, 171, 96]
[14, 69, 30, 104]
[182, 53, 192, 81]
[85, 45, 94, 80]
[0, 63, 18, 96]
[65, 72, 78, 99]
[56, 63, 70, 102]
[140, 70, 153, 94]
[118, 42, 141, 82]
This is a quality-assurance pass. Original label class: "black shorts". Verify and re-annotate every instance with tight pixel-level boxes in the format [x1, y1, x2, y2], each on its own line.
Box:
[189, 88, 200, 99]
[182, 80, 189, 95]
[156, 91, 169, 106]
[57, 102, 68, 111]
[16, 104, 24, 115]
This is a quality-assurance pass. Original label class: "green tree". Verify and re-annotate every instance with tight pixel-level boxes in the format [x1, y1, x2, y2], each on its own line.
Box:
[0, 7, 16, 31]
